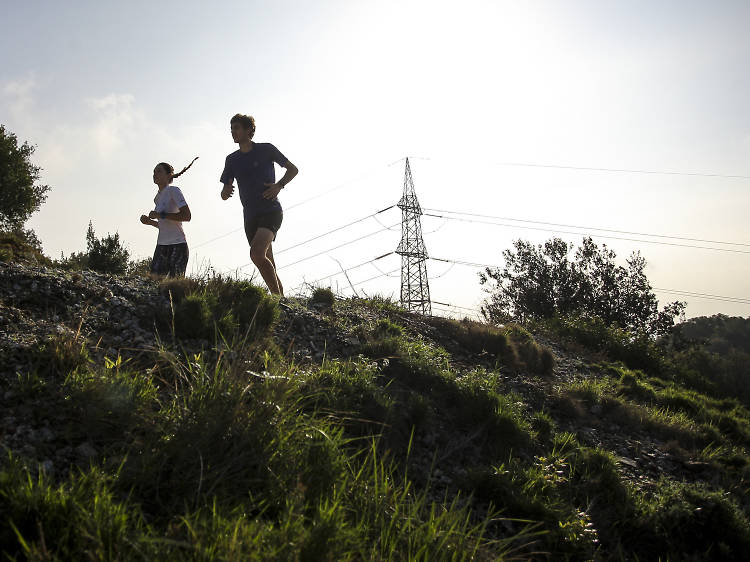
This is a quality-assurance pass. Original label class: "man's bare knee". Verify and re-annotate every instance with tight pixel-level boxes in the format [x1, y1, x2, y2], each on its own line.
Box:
[250, 247, 267, 265]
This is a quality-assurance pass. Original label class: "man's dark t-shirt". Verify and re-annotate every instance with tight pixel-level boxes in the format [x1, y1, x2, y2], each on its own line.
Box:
[220, 143, 289, 219]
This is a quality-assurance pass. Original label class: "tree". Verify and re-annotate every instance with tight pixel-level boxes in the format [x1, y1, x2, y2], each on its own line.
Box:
[0, 125, 50, 230]
[480, 237, 685, 337]
[85, 222, 130, 275]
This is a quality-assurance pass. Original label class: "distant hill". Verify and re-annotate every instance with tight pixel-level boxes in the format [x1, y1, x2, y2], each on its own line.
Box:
[672, 314, 750, 355]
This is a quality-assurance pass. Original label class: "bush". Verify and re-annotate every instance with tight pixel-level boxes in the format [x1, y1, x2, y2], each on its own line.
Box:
[505, 324, 555, 376]
[0, 458, 144, 560]
[31, 330, 90, 378]
[626, 480, 750, 561]
[169, 277, 279, 341]
[86, 222, 130, 274]
[426, 317, 554, 375]
[310, 287, 335, 308]
[127, 257, 152, 276]
[373, 318, 403, 339]
[173, 293, 217, 339]
[0, 229, 50, 265]
[547, 313, 663, 373]
[56, 222, 130, 275]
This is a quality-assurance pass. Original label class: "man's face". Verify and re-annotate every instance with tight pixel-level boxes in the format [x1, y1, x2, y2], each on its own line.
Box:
[231, 122, 251, 143]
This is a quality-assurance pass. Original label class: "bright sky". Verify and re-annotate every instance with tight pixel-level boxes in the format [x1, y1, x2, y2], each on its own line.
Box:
[2, 0, 749, 319]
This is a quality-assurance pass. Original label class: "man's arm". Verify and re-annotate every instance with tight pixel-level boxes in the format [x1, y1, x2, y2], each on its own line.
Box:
[221, 183, 235, 200]
[262, 161, 298, 199]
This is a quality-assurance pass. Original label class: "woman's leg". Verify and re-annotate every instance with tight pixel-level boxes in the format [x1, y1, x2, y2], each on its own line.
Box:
[168, 243, 189, 277]
[151, 245, 169, 276]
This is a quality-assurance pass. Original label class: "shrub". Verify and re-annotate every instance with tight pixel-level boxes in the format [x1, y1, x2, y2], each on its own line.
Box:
[31, 330, 90, 377]
[531, 411, 555, 442]
[547, 313, 662, 373]
[0, 229, 50, 264]
[310, 287, 335, 308]
[373, 318, 403, 339]
[56, 222, 131, 275]
[504, 324, 555, 376]
[173, 292, 216, 339]
[0, 458, 144, 560]
[169, 278, 279, 342]
[85, 222, 130, 275]
[127, 257, 152, 276]
[160, 276, 201, 303]
[626, 480, 750, 561]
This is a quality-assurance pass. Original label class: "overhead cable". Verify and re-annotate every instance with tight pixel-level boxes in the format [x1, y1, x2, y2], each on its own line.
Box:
[284, 157, 404, 212]
[276, 205, 396, 255]
[422, 212, 750, 255]
[424, 208, 750, 248]
[276, 223, 399, 271]
[301, 252, 395, 288]
[500, 161, 750, 180]
[653, 288, 750, 305]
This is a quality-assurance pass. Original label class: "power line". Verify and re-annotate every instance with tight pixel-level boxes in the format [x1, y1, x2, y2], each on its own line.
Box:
[331, 267, 401, 295]
[428, 261, 457, 279]
[429, 255, 750, 306]
[424, 208, 750, 248]
[653, 288, 750, 305]
[276, 205, 396, 255]
[276, 223, 399, 271]
[500, 161, 750, 180]
[432, 301, 482, 314]
[430, 256, 497, 269]
[284, 157, 404, 212]
[192, 226, 243, 250]
[194, 203, 394, 252]
[423, 212, 750, 255]
[371, 260, 401, 279]
[349, 268, 401, 289]
[295, 252, 395, 290]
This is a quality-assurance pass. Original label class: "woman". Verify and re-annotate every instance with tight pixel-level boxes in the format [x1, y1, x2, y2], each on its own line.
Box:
[140, 157, 197, 277]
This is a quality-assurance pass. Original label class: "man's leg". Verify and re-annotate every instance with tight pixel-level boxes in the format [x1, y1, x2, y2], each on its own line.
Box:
[250, 228, 282, 295]
[267, 244, 284, 296]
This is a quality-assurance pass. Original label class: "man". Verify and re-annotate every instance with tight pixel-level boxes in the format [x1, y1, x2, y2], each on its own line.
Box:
[220, 114, 298, 295]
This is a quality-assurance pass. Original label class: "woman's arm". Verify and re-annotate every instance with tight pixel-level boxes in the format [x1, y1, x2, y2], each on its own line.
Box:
[140, 214, 159, 228]
[149, 204, 191, 222]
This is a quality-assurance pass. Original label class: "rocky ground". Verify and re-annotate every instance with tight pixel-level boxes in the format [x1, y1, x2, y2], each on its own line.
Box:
[0, 260, 717, 501]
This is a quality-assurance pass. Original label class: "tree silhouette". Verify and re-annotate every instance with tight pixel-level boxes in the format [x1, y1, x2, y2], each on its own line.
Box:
[480, 237, 685, 337]
[0, 125, 50, 231]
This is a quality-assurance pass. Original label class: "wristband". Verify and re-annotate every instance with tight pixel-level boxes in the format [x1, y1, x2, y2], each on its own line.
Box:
[160, 211, 166, 219]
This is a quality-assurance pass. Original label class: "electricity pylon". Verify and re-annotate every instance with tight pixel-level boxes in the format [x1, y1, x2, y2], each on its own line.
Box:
[396, 158, 431, 314]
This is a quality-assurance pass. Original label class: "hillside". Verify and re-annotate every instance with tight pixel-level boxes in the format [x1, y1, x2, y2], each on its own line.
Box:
[1, 260, 750, 560]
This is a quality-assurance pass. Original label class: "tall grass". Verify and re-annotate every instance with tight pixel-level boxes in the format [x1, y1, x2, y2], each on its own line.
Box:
[2, 346, 514, 560]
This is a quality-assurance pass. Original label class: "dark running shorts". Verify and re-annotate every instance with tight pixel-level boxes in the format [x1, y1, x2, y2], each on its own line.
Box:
[244, 210, 283, 243]
[151, 243, 189, 277]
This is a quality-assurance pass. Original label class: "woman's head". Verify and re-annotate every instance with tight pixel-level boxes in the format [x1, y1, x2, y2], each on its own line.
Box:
[152, 157, 199, 187]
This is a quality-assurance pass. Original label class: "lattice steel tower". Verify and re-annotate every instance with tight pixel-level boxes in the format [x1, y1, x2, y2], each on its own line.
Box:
[396, 158, 431, 314]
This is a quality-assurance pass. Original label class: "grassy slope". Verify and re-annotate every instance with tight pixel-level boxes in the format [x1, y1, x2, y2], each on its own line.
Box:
[1, 275, 749, 561]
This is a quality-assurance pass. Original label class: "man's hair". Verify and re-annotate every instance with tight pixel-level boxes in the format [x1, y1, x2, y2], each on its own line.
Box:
[230, 113, 256, 139]
[157, 157, 199, 180]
